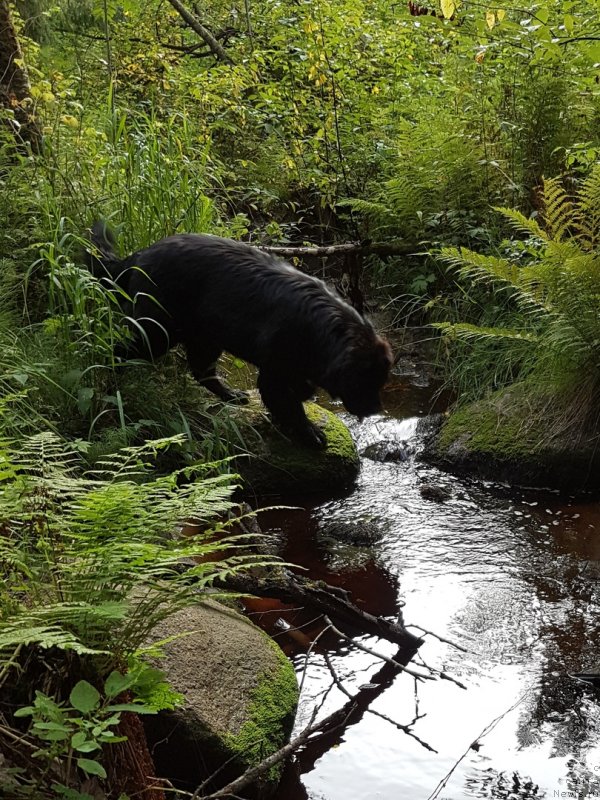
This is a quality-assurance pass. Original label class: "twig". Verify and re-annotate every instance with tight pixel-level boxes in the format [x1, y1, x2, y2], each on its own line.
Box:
[323, 652, 437, 753]
[298, 622, 332, 697]
[406, 624, 471, 653]
[323, 616, 433, 681]
[412, 654, 468, 691]
[191, 701, 360, 800]
[426, 692, 529, 800]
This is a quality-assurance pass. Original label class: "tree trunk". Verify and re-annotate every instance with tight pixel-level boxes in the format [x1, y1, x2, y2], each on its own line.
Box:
[0, 0, 40, 149]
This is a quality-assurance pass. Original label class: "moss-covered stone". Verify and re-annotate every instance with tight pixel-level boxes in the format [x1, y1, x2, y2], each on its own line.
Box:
[232, 393, 360, 497]
[423, 384, 600, 494]
[224, 637, 298, 782]
[142, 600, 298, 797]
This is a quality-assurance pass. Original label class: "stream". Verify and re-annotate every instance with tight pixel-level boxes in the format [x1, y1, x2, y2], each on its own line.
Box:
[252, 379, 600, 800]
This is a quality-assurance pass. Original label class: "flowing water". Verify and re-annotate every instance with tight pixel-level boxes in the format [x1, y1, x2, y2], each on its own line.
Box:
[251, 380, 600, 800]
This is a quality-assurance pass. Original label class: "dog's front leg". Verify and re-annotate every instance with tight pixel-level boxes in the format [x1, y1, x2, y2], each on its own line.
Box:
[257, 368, 326, 448]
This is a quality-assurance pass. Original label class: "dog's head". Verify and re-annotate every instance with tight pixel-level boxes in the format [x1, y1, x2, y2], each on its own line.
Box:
[326, 335, 393, 419]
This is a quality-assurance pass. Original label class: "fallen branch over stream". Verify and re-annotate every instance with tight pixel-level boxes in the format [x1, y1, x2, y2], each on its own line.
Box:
[224, 568, 423, 652]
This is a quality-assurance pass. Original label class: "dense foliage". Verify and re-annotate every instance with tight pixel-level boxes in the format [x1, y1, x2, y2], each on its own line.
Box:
[1, 0, 600, 794]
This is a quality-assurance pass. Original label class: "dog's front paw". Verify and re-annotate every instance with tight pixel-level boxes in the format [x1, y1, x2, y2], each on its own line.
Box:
[297, 421, 327, 449]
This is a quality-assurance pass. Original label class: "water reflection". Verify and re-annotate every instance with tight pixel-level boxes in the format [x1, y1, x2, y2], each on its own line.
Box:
[261, 386, 600, 800]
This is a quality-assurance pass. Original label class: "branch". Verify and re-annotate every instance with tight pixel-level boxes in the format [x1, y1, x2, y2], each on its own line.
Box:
[322, 651, 436, 752]
[323, 616, 432, 682]
[55, 28, 227, 58]
[191, 704, 352, 800]
[165, 0, 234, 64]
[224, 570, 423, 652]
[259, 240, 422, 259]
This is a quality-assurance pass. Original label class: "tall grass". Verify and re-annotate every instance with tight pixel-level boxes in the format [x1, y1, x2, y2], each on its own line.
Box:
[0, 98, 258, 461]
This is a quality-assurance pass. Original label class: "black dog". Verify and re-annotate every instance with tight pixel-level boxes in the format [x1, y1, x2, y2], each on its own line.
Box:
[86, 223, 392, 447]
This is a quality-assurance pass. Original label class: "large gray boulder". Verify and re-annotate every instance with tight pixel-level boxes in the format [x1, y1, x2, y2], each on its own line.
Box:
[143, 600, 298, 796]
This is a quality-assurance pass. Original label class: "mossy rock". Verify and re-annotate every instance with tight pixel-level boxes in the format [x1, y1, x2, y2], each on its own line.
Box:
[232, 393, 359, 497]
[143, 599, 298, 797]
[422, 385, 600, 494]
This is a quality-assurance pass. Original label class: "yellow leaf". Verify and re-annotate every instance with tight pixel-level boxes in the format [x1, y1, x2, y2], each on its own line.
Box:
[60, 115, 79, 129]
[486, 10, 495, 28]
[440, 0, 455, 18]
[496, 8, 506, 21]
[371, 85, 380, 94]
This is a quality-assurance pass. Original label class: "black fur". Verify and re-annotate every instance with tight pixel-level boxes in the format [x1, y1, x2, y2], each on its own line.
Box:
[86, 223, 392, 447]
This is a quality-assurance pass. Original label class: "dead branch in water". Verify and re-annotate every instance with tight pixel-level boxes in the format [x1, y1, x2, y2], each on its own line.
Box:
[224, 568, 423, 652]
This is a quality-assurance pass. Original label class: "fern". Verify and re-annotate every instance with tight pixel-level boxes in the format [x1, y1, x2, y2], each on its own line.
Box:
[437, 169, 600, 428]
[0, 431, 277, 662]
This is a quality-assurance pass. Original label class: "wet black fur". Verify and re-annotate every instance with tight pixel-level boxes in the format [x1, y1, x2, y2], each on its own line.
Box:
[86, 223, 392, 447]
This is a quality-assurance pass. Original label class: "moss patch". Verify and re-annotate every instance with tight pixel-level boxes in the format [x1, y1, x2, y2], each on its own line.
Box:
[233, 393, 359, 497]
[430, 384, 600, 493]
[224, 637, 298, 780]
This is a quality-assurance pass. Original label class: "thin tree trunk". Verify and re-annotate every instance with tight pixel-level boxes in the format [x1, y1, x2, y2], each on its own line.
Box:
[0, 0, 40, 149]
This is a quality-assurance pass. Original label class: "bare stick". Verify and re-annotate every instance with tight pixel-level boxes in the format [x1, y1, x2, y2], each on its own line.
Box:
[406, 624, 471, 653]
[323, 616, 433, 681]
[166, 0, 233, 63]
[426, 692, 530, 800]
[259, 240, 419, 259]
[191, 702, 357, 800]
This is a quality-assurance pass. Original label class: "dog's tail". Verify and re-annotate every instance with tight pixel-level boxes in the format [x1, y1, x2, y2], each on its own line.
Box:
[84, 220, 122, 282]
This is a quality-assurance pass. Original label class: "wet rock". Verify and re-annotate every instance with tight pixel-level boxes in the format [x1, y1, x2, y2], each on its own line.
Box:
[143, 599, 298, 796]
[362, 439, 412, 463]
[419, 387, 600, 495]
[319, 517, 383, 546]
[419, 482, 452, 502]
[232, 393, 359, 497]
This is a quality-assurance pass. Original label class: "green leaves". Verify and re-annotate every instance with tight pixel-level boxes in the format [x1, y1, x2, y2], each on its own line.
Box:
[70, 682, 101, 715]
[437, 169, 600, 408]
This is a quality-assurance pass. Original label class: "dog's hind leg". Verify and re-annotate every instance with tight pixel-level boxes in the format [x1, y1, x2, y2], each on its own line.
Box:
[184, 342, 249, 404]
[257, 368, 326, 448]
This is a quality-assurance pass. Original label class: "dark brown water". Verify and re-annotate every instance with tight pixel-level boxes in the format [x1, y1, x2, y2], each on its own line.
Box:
[250, 382, 600, 800]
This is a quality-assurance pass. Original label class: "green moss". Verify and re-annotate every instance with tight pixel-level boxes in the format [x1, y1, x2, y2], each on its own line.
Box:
[233, 396, 360, 496]
[433, 383, 600, 492]
[224, 637, 298, 780]
[438, 396, 546, 460]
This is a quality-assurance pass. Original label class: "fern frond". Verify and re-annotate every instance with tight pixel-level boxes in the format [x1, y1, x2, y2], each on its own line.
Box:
[495, 207, 549, 242]
[576, 164, 600, 247]
[434, 321, 538, 343]
[542, 176, 579, 241]
[0, 623, 105, 655]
